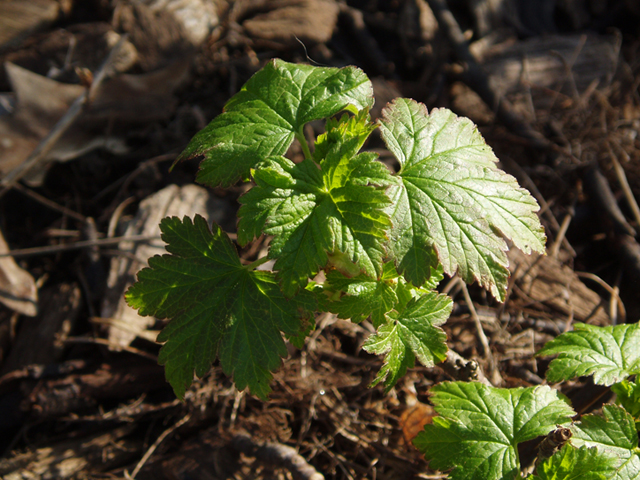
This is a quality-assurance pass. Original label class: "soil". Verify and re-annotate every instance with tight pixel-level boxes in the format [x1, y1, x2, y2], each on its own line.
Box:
[0, 1, 639, 479]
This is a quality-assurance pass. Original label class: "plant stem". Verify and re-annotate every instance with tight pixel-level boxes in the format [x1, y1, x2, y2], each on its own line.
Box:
[296, 129, 313, 160]
[245, 256, 271, 271]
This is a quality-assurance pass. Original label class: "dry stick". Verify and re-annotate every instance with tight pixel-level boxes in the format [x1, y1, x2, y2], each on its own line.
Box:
[441, 349, 492, 386]
[0, 35, 129, 198]
[127, 413, 191, 479]
[0, 234, 161, 258]
[90, 316, 159, 343]
[62, 336, 158, 362]
[583, 166, 640, 287]
[13, 183, 86, 222]
[107, 196, 136, 238]
[549, 205, 574, 260]
[574, 271, 626, 324]
[338, 4, 394, 77]
[232, 431, 325, 480]
[610, 270, 622, 326]
[459, 279, 502, 386]
[503, 156, 577, 258]
[597, 91, 640, 229]
[610, 148, 640, 229]
[426, 0, 551, 150]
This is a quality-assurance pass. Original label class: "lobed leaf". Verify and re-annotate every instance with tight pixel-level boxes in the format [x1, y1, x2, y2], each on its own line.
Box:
[363, 291, 452, 391]
[178, 59, 373, 187]
[324, 262, 399, 326]
[537, 322, 640, 386]
[527, 444, 617, 480]
[125, 215, 314, 399]
[572, 404, 640, 480]
[378, 98, 546, 300]
[414, 382, 575, 480]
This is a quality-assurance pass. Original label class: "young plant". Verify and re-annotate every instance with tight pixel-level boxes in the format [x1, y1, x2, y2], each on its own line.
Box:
[125, 58, 545, 399]
[414, 322, 640, 480]
[125, 58, 640, 479]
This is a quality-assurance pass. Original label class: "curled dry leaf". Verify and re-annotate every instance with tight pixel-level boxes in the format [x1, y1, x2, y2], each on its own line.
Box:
[0, 58, 190, 186]
[400, 402, 434, 445]
[0, 227, 37, 316]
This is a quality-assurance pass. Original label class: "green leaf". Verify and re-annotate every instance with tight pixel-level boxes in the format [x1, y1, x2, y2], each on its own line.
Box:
[363, 291, 452, 391]
[238, 115, 398, 296]
[611, 379, 640, 425]
[572, 405, 640, 480]
[537, 322, 640, 386]
[324, 262, 399, 326]
[414, 382, 575, 480]
[177, 59, 373, 187]
[378, 98, 546, 300]
[527, 444, 617, 480]
[125, 215, 313, 399]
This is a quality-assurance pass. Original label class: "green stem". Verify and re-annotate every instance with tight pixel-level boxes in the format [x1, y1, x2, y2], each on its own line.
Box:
[244, 256, 271, 271]
[296, 129, 313, 160]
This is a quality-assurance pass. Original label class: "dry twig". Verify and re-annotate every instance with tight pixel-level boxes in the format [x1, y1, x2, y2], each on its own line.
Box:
[127, 413, 192, 479]
[459, 280, 503, 386]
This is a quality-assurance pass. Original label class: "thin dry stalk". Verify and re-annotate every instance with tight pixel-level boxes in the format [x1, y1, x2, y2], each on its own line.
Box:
[549, 205, 574, 260]
[127, 413, 191, 479]
[610, 149, 640, 228]
[575, 271, 626, 324]
[0, 234, 161, 258]
[232, 431, 325, 480]
[459, 280, 503, 386]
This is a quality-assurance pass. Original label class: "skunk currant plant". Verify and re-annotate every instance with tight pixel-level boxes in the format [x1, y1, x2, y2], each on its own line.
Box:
[125, 58, 640, 480]
[125, 59, 546, 398]
[414, 322, 640, 480]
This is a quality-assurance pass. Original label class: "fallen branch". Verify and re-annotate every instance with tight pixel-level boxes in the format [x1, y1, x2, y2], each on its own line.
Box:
[584, 166, 640, 286]
[440, 349, 492, 386]
[232, 431, 324, 480]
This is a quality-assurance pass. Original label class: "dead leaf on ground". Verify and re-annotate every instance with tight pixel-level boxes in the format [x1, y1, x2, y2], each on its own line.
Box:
[0, 58, 190, 185]
[1, 23, 138, 88]
[399, 402, 434, 445]
[478, 33, 621, 121]
[0, 426, 140, 479]
[242, 0, 339, 47]
[0, 227, 37, 316]
[100, 184, 228, 350]
[0, 0, 66, 50]
[0, 283, 80, 375]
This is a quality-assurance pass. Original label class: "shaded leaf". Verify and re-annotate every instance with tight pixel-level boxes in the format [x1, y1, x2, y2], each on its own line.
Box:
[238, 114, 397, 296]
[527, 444, 617, 480]
[324, 262, 398, 326]
[611, 379, 640, 426]
[125, 215, 313, 399]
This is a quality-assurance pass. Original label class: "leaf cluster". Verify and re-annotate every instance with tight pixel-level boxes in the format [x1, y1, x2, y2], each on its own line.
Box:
[415, 322, 640, 480]
[125, 58, 546, 401]
[124, 57, 640, 480]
